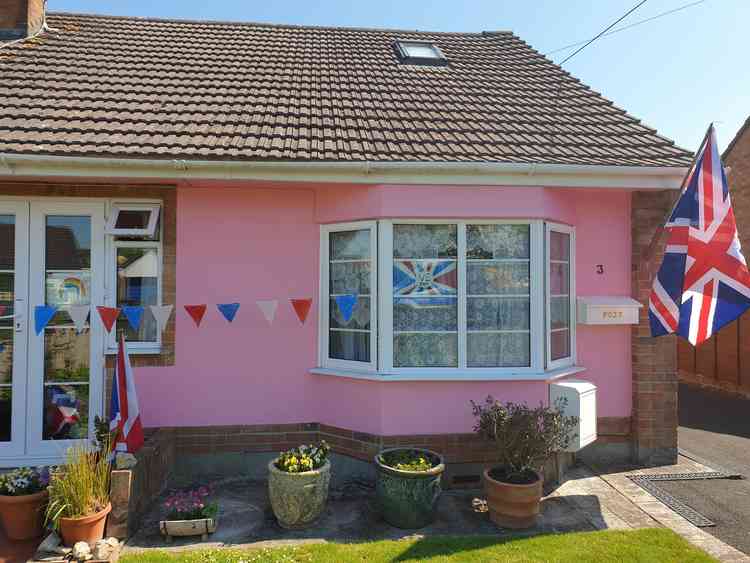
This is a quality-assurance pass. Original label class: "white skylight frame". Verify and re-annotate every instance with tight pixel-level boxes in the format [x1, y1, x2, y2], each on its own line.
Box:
[394, 40, 448, 66]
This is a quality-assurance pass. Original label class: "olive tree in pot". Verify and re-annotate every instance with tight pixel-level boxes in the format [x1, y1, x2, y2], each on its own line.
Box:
[472, 396, 577, 529]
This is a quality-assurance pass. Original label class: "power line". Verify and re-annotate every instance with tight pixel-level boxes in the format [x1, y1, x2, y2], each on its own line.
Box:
[545, 0, 706, 58]
[557, 0, 649, 66]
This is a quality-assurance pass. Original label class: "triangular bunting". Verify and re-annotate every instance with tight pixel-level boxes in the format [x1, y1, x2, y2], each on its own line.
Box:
[217, 303, 240, 323]
[149, 305, 173, 334]
[256, 300, 278, 325]
[96, 306, 120, 333]
[290, 298, 313, 325]
[68, 305, 90, 334]
[184, 304, 207, 327]
[34, 305, 58, 335]
[122, 306, 145, 331]
[335, 294, 358, 323]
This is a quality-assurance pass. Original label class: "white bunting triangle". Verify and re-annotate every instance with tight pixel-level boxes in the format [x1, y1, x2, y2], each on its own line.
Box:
[149, 305, 174, 334]
[68, 305, 90, 334]
[256, 300, 278, 325]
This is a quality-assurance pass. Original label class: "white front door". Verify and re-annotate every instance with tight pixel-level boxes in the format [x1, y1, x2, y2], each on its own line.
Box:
[0, 200, 106, 465]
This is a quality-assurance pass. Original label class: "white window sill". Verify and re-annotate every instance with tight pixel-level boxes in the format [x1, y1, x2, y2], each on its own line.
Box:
[105, 347, 162, 356]
[309, 365, 586, 382]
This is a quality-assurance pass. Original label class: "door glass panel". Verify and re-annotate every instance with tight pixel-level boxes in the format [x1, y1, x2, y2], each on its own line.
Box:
[43, 216, 91, 440]
[0, 215, 13, 442]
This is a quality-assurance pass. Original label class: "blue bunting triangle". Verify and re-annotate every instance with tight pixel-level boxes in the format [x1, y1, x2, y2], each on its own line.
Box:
[335, 294, 358, 323]
[122, 306, 144, 331]
[34, 305, 57, 335]
[217, 302, 240, 323]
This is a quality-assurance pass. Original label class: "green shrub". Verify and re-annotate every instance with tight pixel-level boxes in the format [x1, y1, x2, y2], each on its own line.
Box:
[471, 396, 578, 484]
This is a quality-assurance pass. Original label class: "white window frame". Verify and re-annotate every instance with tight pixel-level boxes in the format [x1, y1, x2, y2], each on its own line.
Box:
[105, 200, 163, 354]
[378, 219, 544, 377]
[104, 203, 160, 237]
[545, 222, 576, 370]
[319, 221, 378, 372]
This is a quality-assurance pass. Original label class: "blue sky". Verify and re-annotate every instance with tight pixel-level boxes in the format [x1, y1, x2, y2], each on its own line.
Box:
[48, 0, 749, 153]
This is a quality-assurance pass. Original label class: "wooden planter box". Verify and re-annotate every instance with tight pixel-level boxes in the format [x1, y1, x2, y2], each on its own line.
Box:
[159, 518, 217, 542]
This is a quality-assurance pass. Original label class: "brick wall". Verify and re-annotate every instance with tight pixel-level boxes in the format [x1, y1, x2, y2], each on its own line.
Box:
[632, 190, 680, 465]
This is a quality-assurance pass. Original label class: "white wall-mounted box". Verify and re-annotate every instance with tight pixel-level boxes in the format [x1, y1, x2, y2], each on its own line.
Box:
[549, 380, 597, 452]
[577, 296, 642, 325]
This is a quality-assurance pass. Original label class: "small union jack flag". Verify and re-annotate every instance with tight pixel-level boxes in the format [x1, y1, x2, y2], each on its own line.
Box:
[649, 125, 750, 345]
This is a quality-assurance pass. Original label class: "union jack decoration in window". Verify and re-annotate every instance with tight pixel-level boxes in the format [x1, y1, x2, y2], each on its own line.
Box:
[649, 125, 750, 345]
[393, 260, 457, 306]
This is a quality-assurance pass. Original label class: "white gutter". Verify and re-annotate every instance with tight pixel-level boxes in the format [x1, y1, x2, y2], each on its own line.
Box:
[0, 153, 688, 190]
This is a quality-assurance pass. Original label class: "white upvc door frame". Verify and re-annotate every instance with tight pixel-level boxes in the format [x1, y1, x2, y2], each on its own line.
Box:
[0, 201, 30, 459]
[26, 200, 106, 460]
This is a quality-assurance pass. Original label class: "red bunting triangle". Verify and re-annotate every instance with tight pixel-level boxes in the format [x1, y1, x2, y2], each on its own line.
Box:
[184, 304, 207, 327]
[96, 306, 120, 333]
[290, 298, 312, 325]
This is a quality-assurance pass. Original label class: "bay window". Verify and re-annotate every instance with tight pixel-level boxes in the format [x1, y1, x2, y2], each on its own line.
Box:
[319, 219, 575, 378]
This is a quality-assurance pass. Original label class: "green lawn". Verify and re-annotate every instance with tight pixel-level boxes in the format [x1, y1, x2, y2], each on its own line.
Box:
[121, 529, 716, 563]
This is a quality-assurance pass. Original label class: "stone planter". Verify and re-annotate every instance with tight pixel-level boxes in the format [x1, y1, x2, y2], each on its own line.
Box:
[483, 468, 543, 529]
[375, 448, 445, 529]
[268, 459, 331, 529]
[0, 490, 49, 541]
[59, 502, 111, 547]
[159, 517, 217, 542]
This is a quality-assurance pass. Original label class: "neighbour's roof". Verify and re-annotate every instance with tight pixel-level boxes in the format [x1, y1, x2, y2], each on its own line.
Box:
[724, 116, 750, 160]
[0, 12, 693, 167]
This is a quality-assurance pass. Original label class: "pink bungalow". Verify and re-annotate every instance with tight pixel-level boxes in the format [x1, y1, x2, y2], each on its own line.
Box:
[0, 3, 689, 488]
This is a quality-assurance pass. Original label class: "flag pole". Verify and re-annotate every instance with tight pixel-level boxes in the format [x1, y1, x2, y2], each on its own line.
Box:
[643, 123, 715, 262]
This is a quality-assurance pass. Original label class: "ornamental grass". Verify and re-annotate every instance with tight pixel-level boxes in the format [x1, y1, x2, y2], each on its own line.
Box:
[45, 440, 111, 526]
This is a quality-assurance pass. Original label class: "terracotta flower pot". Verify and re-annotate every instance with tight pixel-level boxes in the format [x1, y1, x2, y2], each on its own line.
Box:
[483, 468, 542, 529]
[268, 460, 330, 529]
[375, 448, 445, 529]
[59, 502, 111, 547]
[0, 490, 49, 541]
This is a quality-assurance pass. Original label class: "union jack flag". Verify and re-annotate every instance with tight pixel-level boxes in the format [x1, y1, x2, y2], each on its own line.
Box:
[110, 334, 144, 453]
[649, 125, 750, 345]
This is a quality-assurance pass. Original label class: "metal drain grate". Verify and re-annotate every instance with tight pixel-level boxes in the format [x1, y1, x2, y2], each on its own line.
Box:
[627, 471, 740, 527]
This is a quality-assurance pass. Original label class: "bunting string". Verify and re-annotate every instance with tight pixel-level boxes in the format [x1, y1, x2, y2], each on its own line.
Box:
[31, 297, 318, 336]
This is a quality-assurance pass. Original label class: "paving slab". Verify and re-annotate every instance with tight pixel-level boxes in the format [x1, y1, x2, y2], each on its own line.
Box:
[125, 472, 603, 554]
[589, 455, 750, 563]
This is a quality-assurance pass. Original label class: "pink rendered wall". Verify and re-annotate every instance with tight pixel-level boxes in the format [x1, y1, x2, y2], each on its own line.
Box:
[135, 182, 632, 434]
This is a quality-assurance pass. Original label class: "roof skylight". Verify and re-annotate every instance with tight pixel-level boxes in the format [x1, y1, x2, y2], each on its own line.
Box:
[395, 40, 448, 66]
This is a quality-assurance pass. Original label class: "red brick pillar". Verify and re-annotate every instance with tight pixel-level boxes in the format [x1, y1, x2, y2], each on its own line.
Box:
[631, 190, 679, 466]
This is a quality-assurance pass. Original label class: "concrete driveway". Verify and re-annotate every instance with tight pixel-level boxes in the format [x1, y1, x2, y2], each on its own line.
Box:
[677, 383, 750, 554]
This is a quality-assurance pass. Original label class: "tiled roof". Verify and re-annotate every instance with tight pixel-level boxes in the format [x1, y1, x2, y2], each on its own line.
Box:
[0, 12, 693, 166]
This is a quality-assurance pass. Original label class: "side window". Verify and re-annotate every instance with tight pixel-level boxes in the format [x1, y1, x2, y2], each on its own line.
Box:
[321, 223, 377, 370]
[108, 202, 162, 350]
[546, 224, 575, 368]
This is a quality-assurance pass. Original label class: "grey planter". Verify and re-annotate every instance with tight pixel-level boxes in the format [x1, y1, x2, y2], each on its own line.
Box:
[375, 448, 445, 529]
[268, 459, 331, 529]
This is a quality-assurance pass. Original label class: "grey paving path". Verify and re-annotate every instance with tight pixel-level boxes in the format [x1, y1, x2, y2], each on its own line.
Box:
[676, 383, 750, 556]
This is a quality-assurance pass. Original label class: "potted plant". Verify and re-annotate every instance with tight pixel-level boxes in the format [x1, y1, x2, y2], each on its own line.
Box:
[0, 467, 51, 540]
[471, 396, 578, 529]
[268, 441, 331, 529]
[45, 442, 112, 546]
[159, 486, 218, 542]
[375, 448, 445, 529]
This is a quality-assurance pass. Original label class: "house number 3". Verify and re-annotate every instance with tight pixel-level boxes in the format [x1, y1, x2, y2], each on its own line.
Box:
[596, 265, 604, 274]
